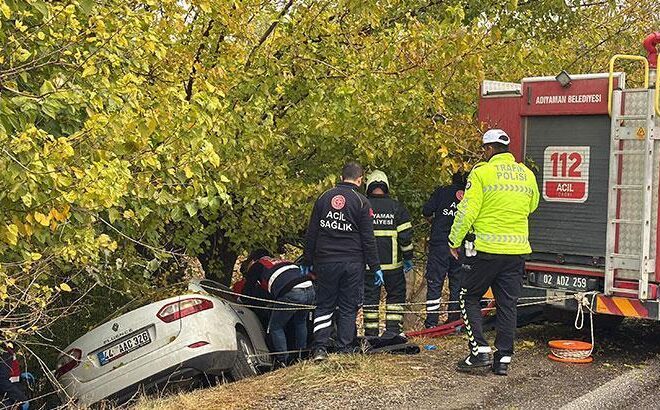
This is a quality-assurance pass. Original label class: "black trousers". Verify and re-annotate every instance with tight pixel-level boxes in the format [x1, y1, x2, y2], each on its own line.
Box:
[312, 262, 364, 351]
[425, 244, 464, 327]
[363, 268, 406, 336]
[460, 253, 524, 358]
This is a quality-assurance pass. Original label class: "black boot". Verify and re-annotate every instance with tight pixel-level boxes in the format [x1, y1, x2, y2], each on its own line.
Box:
[312, 348, 328, 362]
[456, 352, 492, 372]
[492, 354, 510, 376]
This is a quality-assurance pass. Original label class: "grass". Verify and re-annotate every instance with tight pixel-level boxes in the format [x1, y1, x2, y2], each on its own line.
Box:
[134, 350, 430, 410]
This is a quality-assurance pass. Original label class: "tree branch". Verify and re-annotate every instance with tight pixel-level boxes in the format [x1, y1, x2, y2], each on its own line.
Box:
[185, 19, 214, 102]
[244, 0, 295, 68]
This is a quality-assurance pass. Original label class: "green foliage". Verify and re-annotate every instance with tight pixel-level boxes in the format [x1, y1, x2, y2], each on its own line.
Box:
[0, 0, 657, 346]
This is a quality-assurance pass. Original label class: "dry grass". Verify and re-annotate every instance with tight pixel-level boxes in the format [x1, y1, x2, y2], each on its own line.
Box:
[133, 352, 428, 410]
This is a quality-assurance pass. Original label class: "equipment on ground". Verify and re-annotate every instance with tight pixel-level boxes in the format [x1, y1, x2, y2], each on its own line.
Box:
[547, 340, 594, 364]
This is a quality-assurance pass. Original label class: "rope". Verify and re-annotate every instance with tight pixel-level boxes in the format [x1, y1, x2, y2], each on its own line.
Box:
[247, 348, 311, 359]
[549, 292, 598, 361]
[201, 282, 553, 311]
[199, 282, 574, 314]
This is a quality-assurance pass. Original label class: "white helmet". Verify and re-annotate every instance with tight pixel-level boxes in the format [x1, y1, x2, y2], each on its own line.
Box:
[366, 170, 389, 194]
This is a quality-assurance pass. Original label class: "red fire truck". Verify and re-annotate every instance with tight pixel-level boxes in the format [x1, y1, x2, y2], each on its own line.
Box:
[478, 33, 660, 322]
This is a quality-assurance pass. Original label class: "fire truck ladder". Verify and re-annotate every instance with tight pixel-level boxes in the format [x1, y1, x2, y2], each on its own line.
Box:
[606, 55, 654, 300]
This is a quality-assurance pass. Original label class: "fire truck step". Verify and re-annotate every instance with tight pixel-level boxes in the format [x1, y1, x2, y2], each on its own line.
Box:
[614, 114, 649, 121]
[608, 287, 640, 295]
[610, 219, 643, 224]
[613, 150, 646, 155]
[611, 184, 643, 190]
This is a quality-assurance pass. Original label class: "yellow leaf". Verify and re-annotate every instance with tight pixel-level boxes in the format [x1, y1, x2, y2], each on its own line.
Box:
[82, 65, 97, 78]
[3, 224, 18, 246]
[0, 2, 11, 19]
[34, 211, 50, 226]
[30, 252, 42, 261]
[50, 207, 68, 222]
[59, 283, 72, 292]
[37, 31, 45, 40]
[199, 1, 210, 12]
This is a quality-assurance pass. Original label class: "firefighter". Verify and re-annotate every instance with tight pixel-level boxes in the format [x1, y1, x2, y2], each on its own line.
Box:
[363, 170, 413, 337]
[241, 249, 315, 367]
[422, 171, 468, 327]
[302, 161, 382, 362]
[449, 129, 539, 376]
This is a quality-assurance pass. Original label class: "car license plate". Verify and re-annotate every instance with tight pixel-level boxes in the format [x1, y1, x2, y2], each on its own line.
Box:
[538, 272, 589, 291]
[97, 330, 151, 366]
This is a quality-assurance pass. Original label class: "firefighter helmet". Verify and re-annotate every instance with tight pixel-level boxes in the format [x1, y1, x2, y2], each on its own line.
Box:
[366, 170, 389, 195]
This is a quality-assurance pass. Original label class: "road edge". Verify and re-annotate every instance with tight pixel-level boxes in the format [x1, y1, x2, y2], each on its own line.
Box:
[560, 356, 660, 410]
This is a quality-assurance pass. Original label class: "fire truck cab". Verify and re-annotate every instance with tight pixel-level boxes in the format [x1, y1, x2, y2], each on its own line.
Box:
[478, 33, 660, 321]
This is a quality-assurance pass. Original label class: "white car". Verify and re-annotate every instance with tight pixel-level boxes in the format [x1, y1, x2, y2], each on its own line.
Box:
[55, 279, 272, 407]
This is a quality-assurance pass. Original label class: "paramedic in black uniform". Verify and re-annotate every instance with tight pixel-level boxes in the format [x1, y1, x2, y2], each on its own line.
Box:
[422, 171, 468, 327]
[302, 161, 382, 362]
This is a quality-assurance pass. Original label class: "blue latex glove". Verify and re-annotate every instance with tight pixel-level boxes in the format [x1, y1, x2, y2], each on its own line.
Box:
[20, 402, 29, 410]
[374, 270, 384, 286]
[300, 265, 310, 275]
[20, 372, 35, 384]
[403, 259, 414, 273]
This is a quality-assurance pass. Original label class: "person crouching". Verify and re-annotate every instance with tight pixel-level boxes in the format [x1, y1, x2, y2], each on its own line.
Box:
[241, 249, 315, 367]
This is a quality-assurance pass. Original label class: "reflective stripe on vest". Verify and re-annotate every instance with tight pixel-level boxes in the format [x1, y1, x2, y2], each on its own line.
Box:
[482, 184, 536, 195]
[373, 229, 403, 270]
[477, 233, 529, 244]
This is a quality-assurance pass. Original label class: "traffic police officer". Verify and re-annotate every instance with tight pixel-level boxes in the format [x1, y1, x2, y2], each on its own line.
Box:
[449, 129, 539, 376]
[363, 170, 413, 337]
[422, 171, 467, 327]
[302, 161, 382, 361]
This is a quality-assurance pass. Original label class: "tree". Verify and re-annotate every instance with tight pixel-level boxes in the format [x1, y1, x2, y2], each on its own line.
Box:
[0, 0, 657, 386]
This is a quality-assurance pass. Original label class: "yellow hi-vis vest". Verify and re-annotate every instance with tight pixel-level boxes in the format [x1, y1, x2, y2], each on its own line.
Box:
[449, 153, 539, 255]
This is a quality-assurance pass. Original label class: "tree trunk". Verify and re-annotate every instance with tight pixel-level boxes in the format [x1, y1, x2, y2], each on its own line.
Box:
[198, 227, 238, 287]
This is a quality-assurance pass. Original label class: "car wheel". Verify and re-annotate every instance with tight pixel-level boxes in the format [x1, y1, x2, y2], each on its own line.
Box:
[229, 330, 260, 381]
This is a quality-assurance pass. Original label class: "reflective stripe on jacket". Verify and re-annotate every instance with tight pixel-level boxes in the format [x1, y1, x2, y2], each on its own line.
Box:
[449, 153, 539, 255]
[368, 194, 413, 271]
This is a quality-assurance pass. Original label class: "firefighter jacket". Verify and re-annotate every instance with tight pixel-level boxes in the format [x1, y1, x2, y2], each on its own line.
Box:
[422, 183, 465, 245]
[303, 182, 381, 271]
[368, 193, 413, 271]
[449, 153, 539, 255]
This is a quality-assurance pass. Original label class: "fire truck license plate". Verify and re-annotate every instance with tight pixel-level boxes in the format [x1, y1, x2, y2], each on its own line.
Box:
[98, 330, 151, 366]
[538, 272, 589, 291]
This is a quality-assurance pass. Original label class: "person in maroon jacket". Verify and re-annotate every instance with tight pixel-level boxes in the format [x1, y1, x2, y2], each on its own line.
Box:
[242, 250, 315, 366]
[1, 344, 29, 410]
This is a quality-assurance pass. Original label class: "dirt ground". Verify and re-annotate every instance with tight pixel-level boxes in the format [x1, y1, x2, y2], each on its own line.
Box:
[136, 318, 660, 410]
